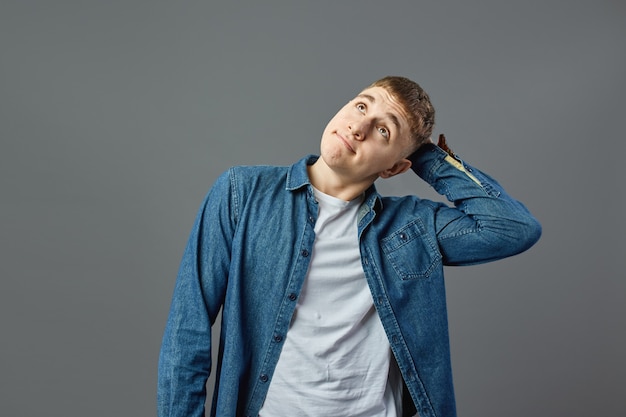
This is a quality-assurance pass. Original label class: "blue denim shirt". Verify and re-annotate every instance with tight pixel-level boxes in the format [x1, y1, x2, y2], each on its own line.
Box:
[158, 144, 541, 417]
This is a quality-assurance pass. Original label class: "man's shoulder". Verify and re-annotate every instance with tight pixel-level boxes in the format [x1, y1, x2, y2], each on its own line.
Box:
[227, 162, 291, 180]
[222, 160, 296, 190]
[226, 155, 314, 188]
[230, 162, 289, 172]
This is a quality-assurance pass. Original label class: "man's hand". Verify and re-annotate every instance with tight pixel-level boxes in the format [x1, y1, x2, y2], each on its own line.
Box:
[435, 134, 454, 157]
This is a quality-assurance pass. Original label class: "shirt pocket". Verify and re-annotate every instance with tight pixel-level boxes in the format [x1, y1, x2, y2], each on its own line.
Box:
[381, 219, 442, 280]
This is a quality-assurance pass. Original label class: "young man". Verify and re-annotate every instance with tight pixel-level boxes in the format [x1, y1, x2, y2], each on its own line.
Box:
[157, 76, 542, 417]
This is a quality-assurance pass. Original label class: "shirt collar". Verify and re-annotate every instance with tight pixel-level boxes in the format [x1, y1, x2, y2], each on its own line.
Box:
[285, 155, 318, 191]
[286, 155, 383, 213]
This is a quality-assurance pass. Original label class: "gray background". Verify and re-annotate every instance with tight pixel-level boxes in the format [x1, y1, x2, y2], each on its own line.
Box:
[1, 0, 624, 416]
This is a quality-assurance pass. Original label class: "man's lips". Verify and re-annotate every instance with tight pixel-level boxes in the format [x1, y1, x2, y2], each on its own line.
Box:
[335, 132, 356, 153]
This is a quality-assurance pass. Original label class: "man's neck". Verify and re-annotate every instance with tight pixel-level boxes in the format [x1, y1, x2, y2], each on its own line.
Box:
[307, 159, 375, 202]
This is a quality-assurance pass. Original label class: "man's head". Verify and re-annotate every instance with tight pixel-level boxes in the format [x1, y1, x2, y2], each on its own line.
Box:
[368, 76, 435, 155]
[312, 76, 436, 199]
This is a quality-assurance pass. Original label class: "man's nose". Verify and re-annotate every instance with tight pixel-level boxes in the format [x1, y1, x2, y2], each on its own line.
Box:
[348, 120, 368, 140]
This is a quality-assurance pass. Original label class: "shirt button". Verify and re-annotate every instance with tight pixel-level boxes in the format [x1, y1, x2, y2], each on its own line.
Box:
[301, 249, 309, 257]
[288, 293, 297, 301]
[260, 374, 269, 383]
[399, 232, 407, 240]
[274, 334, 283, 343]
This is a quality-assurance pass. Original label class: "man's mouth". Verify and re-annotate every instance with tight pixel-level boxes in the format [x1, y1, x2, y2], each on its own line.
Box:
[336, 132, 356, 153]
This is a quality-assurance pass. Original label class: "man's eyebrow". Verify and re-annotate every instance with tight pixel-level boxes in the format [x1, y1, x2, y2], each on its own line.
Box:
[386, 113, 401, 130]
[357, 93, 376, 103]
[356, 93, 401, 130]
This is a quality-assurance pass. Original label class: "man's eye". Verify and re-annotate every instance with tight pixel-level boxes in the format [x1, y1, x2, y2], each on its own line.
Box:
[356, 103, 366, 113]
[378, 127, 389, 138]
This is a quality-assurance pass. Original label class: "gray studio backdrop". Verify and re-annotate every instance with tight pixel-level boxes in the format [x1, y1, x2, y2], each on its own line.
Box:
[1, 1, 624, 416]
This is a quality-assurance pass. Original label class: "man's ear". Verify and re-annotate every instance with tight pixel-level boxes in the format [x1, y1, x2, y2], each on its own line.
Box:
[379, 158, 412, 179]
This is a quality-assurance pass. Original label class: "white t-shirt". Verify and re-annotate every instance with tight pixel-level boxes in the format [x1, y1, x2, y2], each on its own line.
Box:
[259, 187, 403, 417]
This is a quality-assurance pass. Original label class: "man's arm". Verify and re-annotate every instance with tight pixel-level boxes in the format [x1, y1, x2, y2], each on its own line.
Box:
[409, 134, 542, 265]
[157, 170, 236, 417]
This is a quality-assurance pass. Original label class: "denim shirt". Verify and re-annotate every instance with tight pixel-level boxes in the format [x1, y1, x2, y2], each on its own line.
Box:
[158, 144, 542, 417]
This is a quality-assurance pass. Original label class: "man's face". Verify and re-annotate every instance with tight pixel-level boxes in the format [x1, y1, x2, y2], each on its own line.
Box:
[319, 86, 414, 183]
